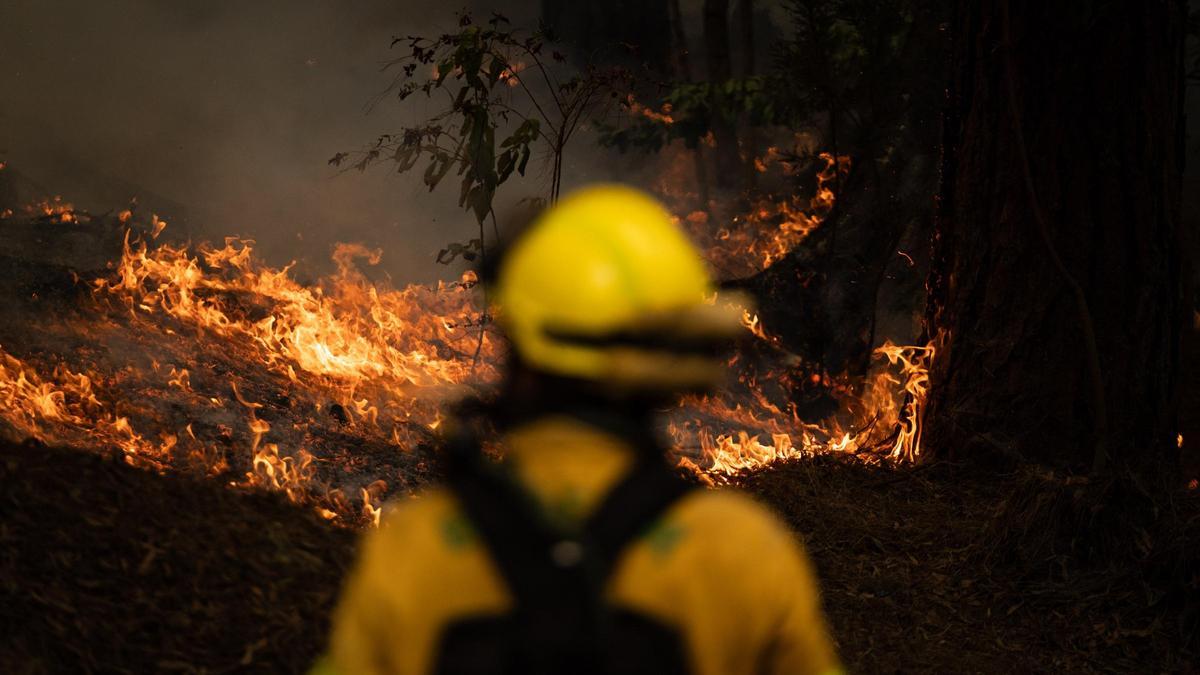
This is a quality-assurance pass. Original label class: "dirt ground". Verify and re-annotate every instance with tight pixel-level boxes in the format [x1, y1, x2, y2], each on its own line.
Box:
[1, 439, 1195, 674]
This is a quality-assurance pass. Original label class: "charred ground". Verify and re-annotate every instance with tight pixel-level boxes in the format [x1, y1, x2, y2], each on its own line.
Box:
[3, 439, 1197, 674]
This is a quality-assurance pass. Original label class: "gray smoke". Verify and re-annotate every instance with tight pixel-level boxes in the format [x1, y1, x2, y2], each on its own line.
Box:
[0, 0, 547, 282]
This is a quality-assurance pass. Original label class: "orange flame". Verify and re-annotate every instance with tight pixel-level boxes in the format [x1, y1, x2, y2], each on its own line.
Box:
[0, 156, 932, 519]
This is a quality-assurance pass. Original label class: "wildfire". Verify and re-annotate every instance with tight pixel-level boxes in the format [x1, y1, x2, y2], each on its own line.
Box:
[625, 95, 676, 125]
[0, 156, 931, 521]
[667, 333, 934, 482]
[93, 233, 494, 394]
[0, 346, 172, 465]
[674, 147, 851, 278]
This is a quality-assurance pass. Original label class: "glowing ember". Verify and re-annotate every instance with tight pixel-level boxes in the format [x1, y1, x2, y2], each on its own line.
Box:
[625, 95, 676, 125]
[26, 196, 84, 224]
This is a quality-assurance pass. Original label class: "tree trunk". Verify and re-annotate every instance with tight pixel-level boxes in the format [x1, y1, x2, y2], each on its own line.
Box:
[925, 0, 1188, 475]
[703, 0, 741, 190]
[667, 0, 712, 208]
[735, 0, 759, 190]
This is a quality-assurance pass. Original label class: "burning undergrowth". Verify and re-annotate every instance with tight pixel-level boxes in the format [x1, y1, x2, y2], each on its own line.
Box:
[0, 157, 931, 526]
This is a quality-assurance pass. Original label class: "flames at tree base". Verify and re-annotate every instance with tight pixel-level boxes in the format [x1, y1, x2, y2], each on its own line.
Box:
[0, 188, 931, 526]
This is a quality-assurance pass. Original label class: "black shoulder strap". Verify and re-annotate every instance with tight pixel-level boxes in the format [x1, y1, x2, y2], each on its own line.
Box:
[582, 458, 693, 584]
[445, 434, 566, 605]
[445, 426, 694, 604]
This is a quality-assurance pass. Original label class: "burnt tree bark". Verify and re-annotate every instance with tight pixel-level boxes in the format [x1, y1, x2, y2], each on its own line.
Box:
[925, 0, 1189, 475]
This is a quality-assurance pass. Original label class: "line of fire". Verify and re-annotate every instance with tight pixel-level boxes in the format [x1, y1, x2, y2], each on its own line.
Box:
[1, 1, 1198, 673]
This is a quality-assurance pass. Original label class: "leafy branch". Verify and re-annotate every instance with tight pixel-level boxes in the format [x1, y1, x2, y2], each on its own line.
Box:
[332, 11, 631, 231]
[331, 12, 632, 370]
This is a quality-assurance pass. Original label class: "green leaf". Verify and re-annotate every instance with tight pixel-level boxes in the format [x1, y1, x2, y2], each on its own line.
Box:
[423, 158, 440, 189]
[392, 145, 419, 172]
[486, 55, 504, 85]
[517, 145, 531, 175]
[497, 149, 516, 183]
[465, 185, 493, 224]
[424, 152, 454, 191]
[458, 174, 473, 208]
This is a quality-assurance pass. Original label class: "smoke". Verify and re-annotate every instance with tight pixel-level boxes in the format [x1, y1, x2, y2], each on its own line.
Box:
[0, 0, 543, 282]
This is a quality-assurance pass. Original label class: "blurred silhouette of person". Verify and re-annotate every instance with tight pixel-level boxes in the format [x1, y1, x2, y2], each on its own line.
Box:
[314, 185, 843, 675]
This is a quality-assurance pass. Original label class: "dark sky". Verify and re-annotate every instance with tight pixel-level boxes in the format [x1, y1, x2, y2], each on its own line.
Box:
[0, 0, 545, 281]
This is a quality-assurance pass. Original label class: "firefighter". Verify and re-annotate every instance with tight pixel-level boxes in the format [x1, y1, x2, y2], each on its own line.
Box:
[315, 185, 843, 675]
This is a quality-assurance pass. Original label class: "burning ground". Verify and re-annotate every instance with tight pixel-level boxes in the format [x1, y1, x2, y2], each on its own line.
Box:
[0, 150, 933, 527]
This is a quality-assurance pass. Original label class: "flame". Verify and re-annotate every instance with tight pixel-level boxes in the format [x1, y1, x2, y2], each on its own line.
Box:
[25, 196, 84, 224]
[670, 146, 851, 278]
[0, 346, 171, 464]
[166, 367, 191, 392]
[361, 487, 383, 527]
[252, 442, 314, 502]
[498, 60, 526, 87]
[625, 95, 675, 125]
[0, 156, 932, 520]
[92, 233, 495, 394]
[0, 213, 497, 521]
[668, 311, 935, 480]
[872, 341, 936, 460]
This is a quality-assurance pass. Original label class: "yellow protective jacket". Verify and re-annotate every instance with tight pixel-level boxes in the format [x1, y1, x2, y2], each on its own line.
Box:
[321, 417, 842, 675]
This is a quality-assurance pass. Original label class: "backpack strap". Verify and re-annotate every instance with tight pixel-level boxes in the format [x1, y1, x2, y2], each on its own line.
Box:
[442, 422, 694, 672]
[445, 433, 571, 605]
[582, 457, 693, 584]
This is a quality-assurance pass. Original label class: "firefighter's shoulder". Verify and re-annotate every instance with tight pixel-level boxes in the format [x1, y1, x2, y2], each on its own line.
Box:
[610, 487, 826, 670]
[372, 486, 496, 560]
[335, 488, 510, 674]
[364, 486, 511, 610]
[616, 486, 817, 594]
[672, 487, 806, 555]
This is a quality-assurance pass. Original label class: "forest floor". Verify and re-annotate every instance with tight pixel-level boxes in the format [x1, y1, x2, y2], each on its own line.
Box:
[1, 439, 1196, 675]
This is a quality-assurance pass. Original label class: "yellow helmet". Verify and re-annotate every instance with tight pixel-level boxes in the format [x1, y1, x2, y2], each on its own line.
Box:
[493, 184, 748, 391]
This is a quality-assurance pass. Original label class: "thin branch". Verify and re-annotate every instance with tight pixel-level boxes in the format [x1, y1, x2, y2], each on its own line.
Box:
[515, 42, 565, 112]
[470, 209, 492, 373]
[505, 61, 561, 138]
[489, 201, 501, 240]
[491, 102, 558, 145]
